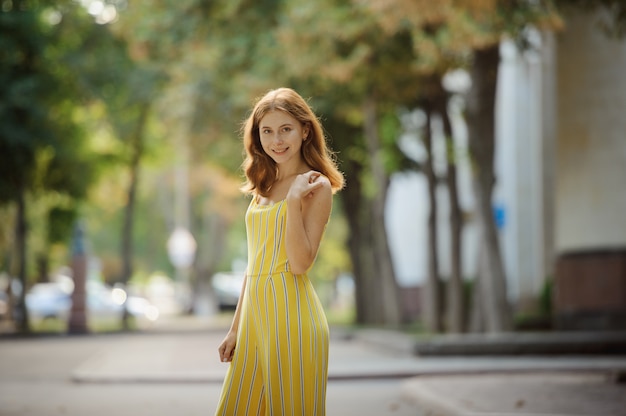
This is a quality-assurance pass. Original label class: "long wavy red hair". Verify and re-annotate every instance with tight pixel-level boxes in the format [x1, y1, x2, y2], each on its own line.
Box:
[241, 88, 344, 197]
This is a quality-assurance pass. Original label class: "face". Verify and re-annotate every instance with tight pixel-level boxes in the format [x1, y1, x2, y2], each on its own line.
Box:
[258, 110, 309, 166]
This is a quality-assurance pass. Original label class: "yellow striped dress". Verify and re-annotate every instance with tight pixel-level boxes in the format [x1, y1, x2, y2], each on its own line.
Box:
[215, 198, 329, 416]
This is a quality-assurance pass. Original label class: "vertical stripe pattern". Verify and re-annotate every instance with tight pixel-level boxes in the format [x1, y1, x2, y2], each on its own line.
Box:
[215, 198, 329, 416]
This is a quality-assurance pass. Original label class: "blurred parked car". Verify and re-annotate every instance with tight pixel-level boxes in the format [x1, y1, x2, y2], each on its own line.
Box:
[25, 280, 159, 328]
[211, 272, 244, 311]
[25, 282, 72, 322]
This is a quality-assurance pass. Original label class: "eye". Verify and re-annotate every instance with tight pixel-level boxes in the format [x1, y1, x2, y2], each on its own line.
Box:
[261, 128, 271, 134]
[282, 127, 292, 133]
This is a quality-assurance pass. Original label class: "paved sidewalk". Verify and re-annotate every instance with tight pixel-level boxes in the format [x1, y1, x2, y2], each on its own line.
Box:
[402, 372, 626, 416]
[347, 328, 626, 416]
[70, 318, 626, 385]
[1, 316, 427, 416]
[67, 317, 626, 416]
[3, 316, 625, 415]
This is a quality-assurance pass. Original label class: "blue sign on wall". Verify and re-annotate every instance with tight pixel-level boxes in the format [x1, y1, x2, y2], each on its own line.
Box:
[493, 204, 506, 230]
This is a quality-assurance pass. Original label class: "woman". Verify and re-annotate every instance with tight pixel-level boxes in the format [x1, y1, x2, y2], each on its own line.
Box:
[215, 88, 344, 416]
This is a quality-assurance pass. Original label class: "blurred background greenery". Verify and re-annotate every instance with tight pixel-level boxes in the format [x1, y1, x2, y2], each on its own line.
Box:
[1, 0, 625, 334]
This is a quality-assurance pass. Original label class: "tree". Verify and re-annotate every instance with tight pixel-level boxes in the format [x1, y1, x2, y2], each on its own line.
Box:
[97, 0, 569, 331]
[112, 0, 288, 307]
[112, 0, 410, 324]
[463, 0, 625, 332]
[422, 95, 444, 332]
[0, 1, 49, 332]
[357, 0, 566, 332]
[461, 2, 561, 332]
[354, 0, 471, 331]
[466, 45, 512, 331]
[440, 92, 465, 333]
[0, 0, 97, 332]
[275, 1, 433, 325]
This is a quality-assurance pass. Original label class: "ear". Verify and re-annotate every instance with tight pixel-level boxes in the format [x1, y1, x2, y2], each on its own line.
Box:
[302, 123, 311, 141]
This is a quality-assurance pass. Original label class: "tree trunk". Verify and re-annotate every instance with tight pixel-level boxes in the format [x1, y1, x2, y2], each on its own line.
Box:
[342, 171, 366, 323]
[342, 160, 384, 325]
[362, 95, 402, 326]
[466, 45, 512, 332]
[15, 189, 29, 333]
[120, 102, 150, 328]
[37, 253, 49, 283]
[422, 103, 443, 332]
[469, 240, 487, 332]
[438, 96, 465, 333]
[120, 103, 150, 285]
[326, 117, 380, 325]
[357, 203, 385, 324]
[331, 110, 400, 326]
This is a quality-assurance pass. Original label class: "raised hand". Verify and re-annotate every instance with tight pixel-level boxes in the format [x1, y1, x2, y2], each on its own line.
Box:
[287, 170, 324, 202]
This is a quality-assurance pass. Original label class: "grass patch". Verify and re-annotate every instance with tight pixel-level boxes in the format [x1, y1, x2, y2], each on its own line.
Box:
[325, 306, 355, 326]
[30, 316, 138, 334]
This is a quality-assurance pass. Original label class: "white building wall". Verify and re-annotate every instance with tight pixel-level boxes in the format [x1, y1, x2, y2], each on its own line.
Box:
[385, 13, 626, 309]
[494, 38, 547, 303]
[385, 172, 428, 287]
[555, 12, 626, 252]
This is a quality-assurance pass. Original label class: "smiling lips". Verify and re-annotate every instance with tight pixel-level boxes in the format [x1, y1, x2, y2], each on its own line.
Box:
[273, 148, 289, 154]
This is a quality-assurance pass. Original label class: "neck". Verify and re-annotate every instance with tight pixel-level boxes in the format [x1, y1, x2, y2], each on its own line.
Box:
[276, 162, 308, 181]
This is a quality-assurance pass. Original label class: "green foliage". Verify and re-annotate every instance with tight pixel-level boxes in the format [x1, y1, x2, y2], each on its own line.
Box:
[4, 0, 619, 325]
[0, 2, 55, 203]
[0, 1, 156, 286]
[0, 1, 102, 204]
[309, 205, 351, 284]
[539, 277, 553, 316]
[48, 206, 77, 244]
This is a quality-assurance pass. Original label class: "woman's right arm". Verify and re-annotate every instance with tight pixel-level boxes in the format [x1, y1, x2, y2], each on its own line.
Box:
[218, 273, 247, 362]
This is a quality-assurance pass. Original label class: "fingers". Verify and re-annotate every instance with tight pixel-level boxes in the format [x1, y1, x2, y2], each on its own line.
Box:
[295, 171, 322, 199]
[307, 171, 321, 184]
[219, 341, 236, 362]
[307, 180, 324, 195]
[220, 351, 231, 362]
[287, 171, 324, 201]
[308, 172, 325, 189]
[222, 346, 234, 362]
[219, 348, 231, 362]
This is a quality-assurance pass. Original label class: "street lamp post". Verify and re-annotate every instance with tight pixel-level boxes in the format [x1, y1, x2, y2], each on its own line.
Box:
[167, 226, 197, 314]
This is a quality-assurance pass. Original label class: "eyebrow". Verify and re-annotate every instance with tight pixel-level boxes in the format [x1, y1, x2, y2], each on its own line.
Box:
[260, 123, 294, 130]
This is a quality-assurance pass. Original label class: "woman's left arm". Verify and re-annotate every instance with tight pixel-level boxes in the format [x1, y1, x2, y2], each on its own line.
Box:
[285, 171, 333, 274]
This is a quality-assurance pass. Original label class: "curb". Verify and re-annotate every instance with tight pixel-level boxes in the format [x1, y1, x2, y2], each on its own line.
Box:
[414, 331, 626, 356]
[71, 359, 626, 385]
[342, 327, 626, 357]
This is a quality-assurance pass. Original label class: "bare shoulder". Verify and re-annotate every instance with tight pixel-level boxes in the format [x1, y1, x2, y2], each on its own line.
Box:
[314, 175, 332, 201]
[318, 174, 332, 189]
[303, 174, 332, 213]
